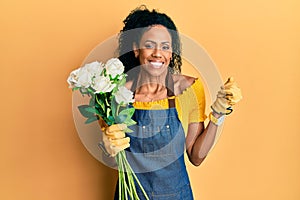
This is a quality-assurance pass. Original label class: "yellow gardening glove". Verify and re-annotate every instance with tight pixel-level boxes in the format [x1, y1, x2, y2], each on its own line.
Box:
[101, 124, 130, 157]
[211, 77, 242, 115]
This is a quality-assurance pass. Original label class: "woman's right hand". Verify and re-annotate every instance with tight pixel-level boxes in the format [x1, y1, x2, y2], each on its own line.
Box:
[101, 124, 130, 157]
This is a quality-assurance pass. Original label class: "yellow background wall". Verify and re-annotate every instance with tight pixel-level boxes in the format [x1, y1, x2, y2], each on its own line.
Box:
[1, 0, 299, 199]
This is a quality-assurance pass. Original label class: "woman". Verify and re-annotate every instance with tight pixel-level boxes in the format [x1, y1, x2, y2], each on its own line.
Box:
[101, 6, 242, 199]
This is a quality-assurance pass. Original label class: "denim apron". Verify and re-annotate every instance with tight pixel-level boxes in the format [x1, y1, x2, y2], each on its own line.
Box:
[114, 72, 194, 200]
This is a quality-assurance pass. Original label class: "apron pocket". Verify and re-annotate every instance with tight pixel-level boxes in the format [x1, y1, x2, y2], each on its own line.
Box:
[143, 124, 173, 157]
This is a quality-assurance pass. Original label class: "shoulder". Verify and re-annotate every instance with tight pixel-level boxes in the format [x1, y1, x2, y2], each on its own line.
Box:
[172, 74, 197, 95]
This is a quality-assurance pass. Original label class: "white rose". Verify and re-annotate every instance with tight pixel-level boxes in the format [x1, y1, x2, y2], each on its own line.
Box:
[75, 67, 93, 88]
[84, 61, 104, 77]
[105, 58, 124, 79]
[67, 68, 80, 88]
[115, 86, 134, 104]
[92, 75, 116, 93]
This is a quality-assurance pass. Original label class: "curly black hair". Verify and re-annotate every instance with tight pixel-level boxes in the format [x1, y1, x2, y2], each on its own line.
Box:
[118, 5, 182, 75]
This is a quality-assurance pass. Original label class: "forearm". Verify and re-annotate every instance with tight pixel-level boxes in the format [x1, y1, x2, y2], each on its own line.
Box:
[189, 113, 222, 166]
[188, 77, 242, 166]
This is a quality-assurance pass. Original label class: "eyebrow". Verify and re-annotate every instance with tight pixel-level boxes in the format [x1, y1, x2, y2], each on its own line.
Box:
[144, 40, 171, 45]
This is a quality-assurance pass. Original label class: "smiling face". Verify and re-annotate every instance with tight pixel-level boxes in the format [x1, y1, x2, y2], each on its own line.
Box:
[133, 25, 173, 77]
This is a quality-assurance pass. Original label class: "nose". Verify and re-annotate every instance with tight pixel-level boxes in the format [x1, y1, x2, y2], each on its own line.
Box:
[151, 47, 162, 58]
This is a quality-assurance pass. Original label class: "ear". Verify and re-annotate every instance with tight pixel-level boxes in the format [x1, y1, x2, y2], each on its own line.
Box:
[133, 43, 139, 58]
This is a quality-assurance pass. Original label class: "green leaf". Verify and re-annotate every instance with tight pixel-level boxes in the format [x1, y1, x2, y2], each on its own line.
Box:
[95, 104, 105, 116]
[72, 87, 80, 91]
[106, 116, 115, 126]
[124, 118, 136, 126]
[89, 96, 96, 106]
[125, 127, 134, 133]
[85, 116, 98, 124]
[115, 107, 135, 124]
[110, 98, 118, 118]
[115, 114, 127, 124]
[118, 108, 135, 118]
[87, 87, 95, 94]
[112, 86, 119, 96]
[114, 74, 120, 80]
[78, 105, 95, 118]
[85, 107, 100, 115]
[118, 75, 126, 86]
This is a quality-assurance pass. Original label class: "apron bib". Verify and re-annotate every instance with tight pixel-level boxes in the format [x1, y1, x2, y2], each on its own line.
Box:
[114, 108, 194, 199]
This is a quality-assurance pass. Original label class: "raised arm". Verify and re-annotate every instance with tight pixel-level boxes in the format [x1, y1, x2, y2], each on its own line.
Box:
[186, 77, 242, 166]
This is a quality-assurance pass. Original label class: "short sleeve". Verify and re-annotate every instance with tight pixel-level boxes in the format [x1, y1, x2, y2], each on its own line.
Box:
[188, 79, 207, 123]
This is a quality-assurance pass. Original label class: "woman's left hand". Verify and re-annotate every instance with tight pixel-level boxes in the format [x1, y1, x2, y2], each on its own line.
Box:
[211, 77, 242, 115]
[222, 77, 242, 106]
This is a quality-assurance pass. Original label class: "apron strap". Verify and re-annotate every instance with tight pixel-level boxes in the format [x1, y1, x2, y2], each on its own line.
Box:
[166, 71, 175, 108]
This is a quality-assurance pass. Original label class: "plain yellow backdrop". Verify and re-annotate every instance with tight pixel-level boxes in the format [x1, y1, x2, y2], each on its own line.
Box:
[1, 0, 299, 199]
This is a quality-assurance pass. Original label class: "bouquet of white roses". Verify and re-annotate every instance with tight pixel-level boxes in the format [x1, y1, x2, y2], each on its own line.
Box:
[67, 58, 149, 200]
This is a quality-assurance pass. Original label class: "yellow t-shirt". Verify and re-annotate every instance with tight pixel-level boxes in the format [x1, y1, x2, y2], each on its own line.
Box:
[133, 79, 207, 134]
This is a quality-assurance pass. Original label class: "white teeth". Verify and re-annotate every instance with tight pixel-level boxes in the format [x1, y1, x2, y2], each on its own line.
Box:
[150, 62, 163, 68]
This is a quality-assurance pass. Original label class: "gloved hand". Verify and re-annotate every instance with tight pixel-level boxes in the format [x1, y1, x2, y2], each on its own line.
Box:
[100, 123, 130, 157]
[211, 77, 242, 115]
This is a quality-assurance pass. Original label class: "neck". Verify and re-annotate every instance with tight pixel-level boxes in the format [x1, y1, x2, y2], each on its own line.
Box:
[136, 82, 166, 95]
[139, 69, 167, 84]
[134, 70, 169, 101]
[136, 68, 167, 90]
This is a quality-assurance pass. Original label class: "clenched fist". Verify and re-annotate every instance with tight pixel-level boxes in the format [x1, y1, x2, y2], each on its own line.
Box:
[211, 77, 242, 115]
[100, 123, 130, 157]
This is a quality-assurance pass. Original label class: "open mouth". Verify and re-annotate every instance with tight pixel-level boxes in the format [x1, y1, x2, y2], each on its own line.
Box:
[149, 61, 164, 68]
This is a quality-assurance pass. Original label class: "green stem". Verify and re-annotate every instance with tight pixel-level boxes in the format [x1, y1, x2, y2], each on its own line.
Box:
[127, 169, 134, 198]
[105, 93, 110, 107]
[115, 104, 120, 117]
[119, 152, 128, 200]
[121, 152, 149, 200]
[95, 94, 105, 112]
[121, 154, 135, 199]
[115, 155, 122, 200]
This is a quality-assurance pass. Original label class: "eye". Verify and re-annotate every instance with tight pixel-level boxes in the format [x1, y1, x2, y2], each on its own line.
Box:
[162, 45, 171, 51]
[144, 43, 154, 49]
